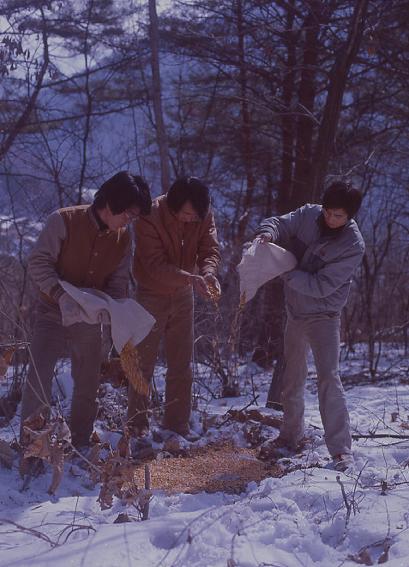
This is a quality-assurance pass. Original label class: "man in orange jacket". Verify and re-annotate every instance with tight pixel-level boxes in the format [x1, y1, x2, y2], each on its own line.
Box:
[128, 177, 221, 437]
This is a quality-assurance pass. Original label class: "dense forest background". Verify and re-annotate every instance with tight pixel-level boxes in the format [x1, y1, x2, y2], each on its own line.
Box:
[0, 0, 408, 392]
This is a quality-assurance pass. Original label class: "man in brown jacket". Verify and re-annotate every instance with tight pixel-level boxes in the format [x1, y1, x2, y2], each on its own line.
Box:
[128, 177, 221, 437]
[21, 172, 152, 449]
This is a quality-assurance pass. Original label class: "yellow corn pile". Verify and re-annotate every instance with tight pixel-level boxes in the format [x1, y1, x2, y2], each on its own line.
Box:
[119, 341, 149, 396]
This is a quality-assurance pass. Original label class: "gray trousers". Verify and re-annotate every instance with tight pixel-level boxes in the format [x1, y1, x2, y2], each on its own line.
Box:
[279, 314, 351, 457]
[127, 287, 193, 432]
[20, 300, 102, 447]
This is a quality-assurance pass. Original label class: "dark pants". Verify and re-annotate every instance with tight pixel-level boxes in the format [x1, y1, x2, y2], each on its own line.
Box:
[127, 287, 194, 432]
[20, 301, 102, 447]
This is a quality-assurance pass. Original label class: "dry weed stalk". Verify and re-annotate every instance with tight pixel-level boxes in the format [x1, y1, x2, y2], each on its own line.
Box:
[120, 340, 149, 396]
[21, 413, 71, 494]
[96, 451, 152, 515]
[0, 439, 14, 469]
[98, 454, 140, 510]
[204, 292, 246, 397]
[0, 345, 16, 378]
[86, 429, 151, 515]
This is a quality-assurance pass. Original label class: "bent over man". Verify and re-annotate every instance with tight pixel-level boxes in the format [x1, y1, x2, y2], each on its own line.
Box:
[128, 177, 221, 438]
[256, 182, 365, 471]
[21, 171, 152, 448]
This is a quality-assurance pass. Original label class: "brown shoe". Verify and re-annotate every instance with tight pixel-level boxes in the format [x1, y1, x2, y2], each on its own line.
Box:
[333, 454, 354, 472]
[129, 425, 150, 438]
[265, 401, 284, 412]
[163, 423, 200, 442]
[168, 424, 190, 436]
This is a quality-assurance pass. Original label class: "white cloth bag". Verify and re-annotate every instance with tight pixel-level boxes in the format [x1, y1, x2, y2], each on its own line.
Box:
[237, 242, 297, 303]
[59, 281, 155, 352]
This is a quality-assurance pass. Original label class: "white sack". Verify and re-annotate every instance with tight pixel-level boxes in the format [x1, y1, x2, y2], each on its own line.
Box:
[237, 242, 297, 303]
[59, 281, 155, 352]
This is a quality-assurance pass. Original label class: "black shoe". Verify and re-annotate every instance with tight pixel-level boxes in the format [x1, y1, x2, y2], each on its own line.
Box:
[258, 437, 296, 460]
[266, 401, 283, 412]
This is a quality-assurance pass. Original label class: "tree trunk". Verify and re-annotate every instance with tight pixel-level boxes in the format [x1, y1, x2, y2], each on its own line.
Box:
[148, 0, 171, 194]
[290, 2, 322, 208]
[236, 0, 256, 242]
[310, 0, 370, 201]
[277, 0, 296, 215]
[77, 0, 94, 205]
[263, 3, 297, 403]
[0, 9, 49, 162]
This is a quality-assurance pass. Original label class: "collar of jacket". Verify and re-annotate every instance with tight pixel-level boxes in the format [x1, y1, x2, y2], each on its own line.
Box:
[316, 211, 349, 238]
[89, 203, 109, 232]
[160, 194, 201, 226]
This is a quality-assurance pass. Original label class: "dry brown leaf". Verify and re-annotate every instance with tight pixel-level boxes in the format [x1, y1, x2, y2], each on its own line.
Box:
[0, 439, 14, 469]
[0, 347, 15, 378]
[96, 448, 144, 511]
[24, 430, 51, 460]
[48, 446, 65, 495]
[348, 549, 373, 565]
[22, 412, 47, 433]
[117, 433, 130, 458]
[243, 421, 264, 446]
[22, 415, 71, 494]
[120, 341, 149, 396]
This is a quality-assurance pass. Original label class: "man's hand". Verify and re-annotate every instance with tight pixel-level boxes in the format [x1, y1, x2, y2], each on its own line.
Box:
[254, 233, 272, 244]
[58, 292, 82, 326]
[189, 274, 211, 298]
[204, 274, 221, 300]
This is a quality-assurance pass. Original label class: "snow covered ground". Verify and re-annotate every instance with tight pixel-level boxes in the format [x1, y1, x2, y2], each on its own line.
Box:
[0, 345, 408, 567]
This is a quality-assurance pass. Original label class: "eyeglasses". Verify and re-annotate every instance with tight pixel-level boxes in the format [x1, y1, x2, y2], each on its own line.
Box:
[123, 209, 140, 221]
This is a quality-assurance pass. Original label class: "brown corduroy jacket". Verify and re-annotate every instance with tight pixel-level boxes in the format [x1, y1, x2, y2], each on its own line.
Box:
[133, 195, 221, 294]
[29, 205, 131, 303]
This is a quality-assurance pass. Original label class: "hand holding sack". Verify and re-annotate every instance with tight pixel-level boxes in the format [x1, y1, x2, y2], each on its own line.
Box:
[58, 292, 84, 326]
[59, 281, 155, 396]
[237, 241, 297, 303]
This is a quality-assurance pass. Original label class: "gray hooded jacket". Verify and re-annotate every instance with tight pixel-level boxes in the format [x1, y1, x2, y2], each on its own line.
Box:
[257, 204, 365, 318]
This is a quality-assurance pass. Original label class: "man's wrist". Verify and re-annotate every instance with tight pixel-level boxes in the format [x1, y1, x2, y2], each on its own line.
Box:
[255, 231, 273, 242]
[50, 283, 65, 301]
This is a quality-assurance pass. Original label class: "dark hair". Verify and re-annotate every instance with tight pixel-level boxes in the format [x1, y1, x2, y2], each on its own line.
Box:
[93, 171, 152, 216]
[322, 182, 362, 219]
[166, 177, 210, 220]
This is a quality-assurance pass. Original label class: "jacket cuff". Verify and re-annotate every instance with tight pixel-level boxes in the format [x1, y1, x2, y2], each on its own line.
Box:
[254, 229, 275, 240]
[200, 268, 216, 277]
[49, 283, 65, 301]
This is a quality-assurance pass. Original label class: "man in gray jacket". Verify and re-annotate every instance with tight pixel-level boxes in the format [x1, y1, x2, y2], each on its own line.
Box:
[256, 182, 364, 471]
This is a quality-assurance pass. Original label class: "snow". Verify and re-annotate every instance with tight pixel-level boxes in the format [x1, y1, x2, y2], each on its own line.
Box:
[1, 346, 409, 567]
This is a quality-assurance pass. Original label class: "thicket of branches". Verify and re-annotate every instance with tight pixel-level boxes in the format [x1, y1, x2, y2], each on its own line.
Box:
[0, 0, 408, 382]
